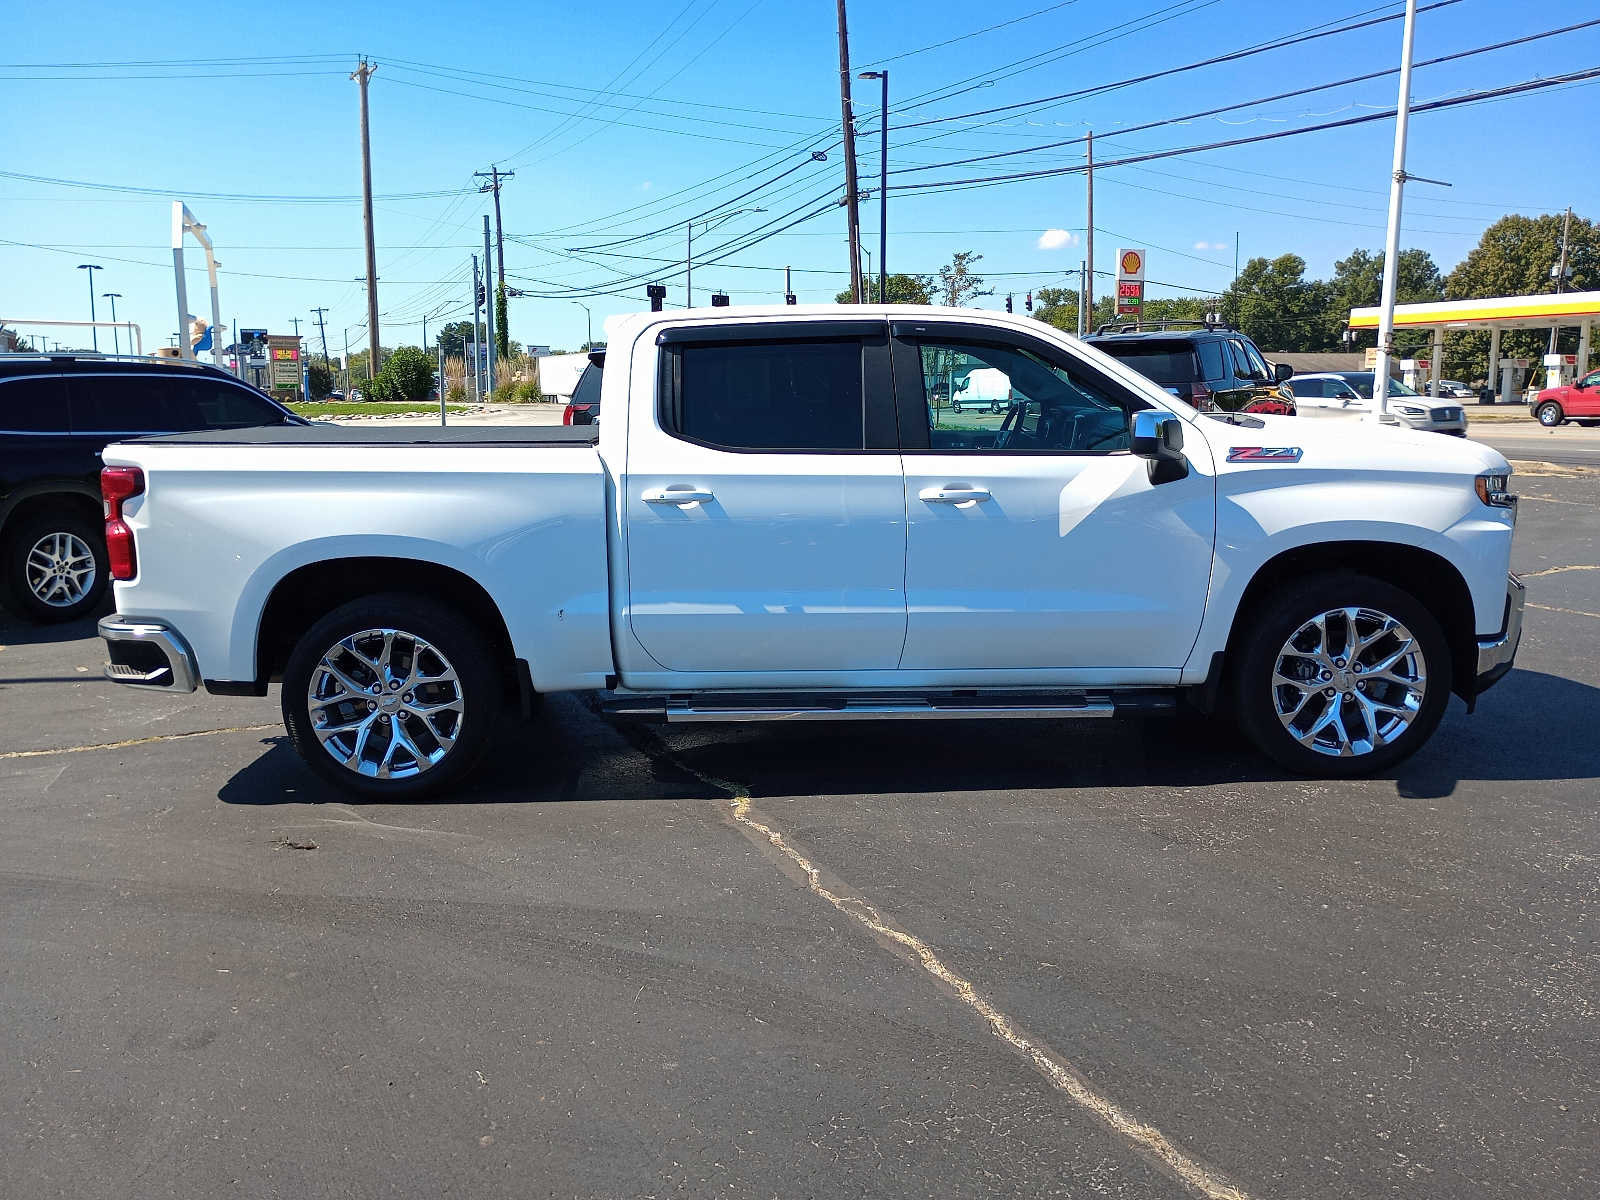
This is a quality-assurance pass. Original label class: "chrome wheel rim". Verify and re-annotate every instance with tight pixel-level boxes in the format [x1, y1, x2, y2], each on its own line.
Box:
[1271, 606, 1427, 758]
[307, 627, 464, 780]
[26, 531, 97, 607]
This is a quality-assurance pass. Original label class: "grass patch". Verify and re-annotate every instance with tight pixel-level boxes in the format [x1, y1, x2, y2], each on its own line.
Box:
[290, 401, 470, 417]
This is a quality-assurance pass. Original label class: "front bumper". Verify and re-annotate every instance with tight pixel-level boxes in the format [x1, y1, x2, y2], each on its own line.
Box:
[1474, 574, 1525, 696]
[99, 616, 199, 693]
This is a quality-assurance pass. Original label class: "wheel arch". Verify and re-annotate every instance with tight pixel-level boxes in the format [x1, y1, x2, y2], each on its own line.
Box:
[1222, 540, 1478, 703]
[0, 481, 102, 540]
[252, 557, 520, 701]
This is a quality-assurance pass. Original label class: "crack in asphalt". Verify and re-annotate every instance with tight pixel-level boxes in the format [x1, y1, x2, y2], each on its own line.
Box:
[0, 723, 278, 760]
[1529, 601, 1600, 620]
[1520, 565, 1600, 577]
[617, 723, 1253, 1200]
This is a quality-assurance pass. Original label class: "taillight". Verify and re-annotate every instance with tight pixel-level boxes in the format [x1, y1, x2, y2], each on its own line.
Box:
[562, 404, 575, 426]
[101, 466, 144, 581]
[1190, 381, 1213, 410]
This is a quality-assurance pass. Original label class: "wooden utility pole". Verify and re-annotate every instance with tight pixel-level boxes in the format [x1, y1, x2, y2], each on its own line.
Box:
[475, 165, 515, 293]
[311, 306, 332, 367]
[836, 0, 864, 303]
[1084, 129, 1094, 327]
[352, 58, 381, 375]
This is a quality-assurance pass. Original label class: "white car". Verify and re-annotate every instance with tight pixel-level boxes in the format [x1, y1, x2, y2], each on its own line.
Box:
[1289, 372, 1469, 436]
[97, 305, 1523, 798]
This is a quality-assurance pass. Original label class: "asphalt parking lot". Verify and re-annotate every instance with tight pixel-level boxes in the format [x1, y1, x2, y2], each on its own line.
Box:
[3, 462, 1596, 1200]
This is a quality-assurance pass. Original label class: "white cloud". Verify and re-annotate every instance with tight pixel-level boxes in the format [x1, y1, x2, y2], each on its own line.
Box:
[639, 180, 653, 191]
[1037, 228, 1079, 250]
[1193, 240, 1227, 252]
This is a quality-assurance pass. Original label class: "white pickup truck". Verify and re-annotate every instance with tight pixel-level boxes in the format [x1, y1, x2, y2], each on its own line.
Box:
[97, 305, 1524, 798]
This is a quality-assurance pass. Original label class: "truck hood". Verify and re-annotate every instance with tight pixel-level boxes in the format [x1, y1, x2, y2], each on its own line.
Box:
[1189, 411, 1509, 478]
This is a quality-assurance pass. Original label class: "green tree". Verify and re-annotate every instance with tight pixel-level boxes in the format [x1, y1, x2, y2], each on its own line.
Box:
[1222, 254, 1338, 352]
[937, 251, 992, 307]
[1031, 286, 1079, 332]
[1443, 213, 1598, 373]
[835, 272, 936, 304]
[495, 284, 510, 359]
[305, 361, 336, 401]
[369, 345, 436, 404]
[1328, 247, 1442, 358]
[436, 321, 486, 358]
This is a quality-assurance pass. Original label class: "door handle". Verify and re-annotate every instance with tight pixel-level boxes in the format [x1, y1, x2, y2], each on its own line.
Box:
[642, 486, 715, 505]
[919, 485, 992, 504]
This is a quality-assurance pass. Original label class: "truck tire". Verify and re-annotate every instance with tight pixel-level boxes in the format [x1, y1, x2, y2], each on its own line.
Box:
[281, 593, 502, 800]
[0, 507, 109, 624]
[1536, 401, 1564, 427]
[1234, 572, 1451, 777]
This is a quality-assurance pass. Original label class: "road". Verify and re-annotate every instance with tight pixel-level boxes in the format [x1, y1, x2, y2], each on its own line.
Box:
[1467, 417, 1600, 468]
[4, 468, 1594, 1200]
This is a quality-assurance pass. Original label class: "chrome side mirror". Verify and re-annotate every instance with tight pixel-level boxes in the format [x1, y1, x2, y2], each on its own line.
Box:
[1130, 410, 1188, 484]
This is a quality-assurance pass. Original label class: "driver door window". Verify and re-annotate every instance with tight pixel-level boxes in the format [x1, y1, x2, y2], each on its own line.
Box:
[912, 339, 1133, 454]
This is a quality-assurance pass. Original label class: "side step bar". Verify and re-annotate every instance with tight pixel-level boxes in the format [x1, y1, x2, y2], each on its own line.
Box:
[602, 691, 1174, 724]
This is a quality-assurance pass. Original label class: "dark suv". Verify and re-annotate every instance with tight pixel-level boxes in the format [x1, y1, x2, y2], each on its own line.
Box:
[1085, 322, 1296, 415]
[0, 354, 302, 623]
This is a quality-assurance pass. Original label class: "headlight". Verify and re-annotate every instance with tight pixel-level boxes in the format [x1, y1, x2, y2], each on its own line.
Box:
[1475, 470, 1515, 508]
[1394, 404, 1426, 416]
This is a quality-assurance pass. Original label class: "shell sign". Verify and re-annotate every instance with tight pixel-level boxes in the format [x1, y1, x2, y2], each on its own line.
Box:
[1116, 247, 1146, 316]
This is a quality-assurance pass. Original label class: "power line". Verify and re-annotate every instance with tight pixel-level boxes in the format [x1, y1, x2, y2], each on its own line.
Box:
[0, 167, 472, 204]
[854, 1, 1087, 69]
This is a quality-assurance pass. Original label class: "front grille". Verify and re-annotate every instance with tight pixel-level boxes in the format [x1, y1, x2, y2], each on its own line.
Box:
[1432, 407, 1462, 421]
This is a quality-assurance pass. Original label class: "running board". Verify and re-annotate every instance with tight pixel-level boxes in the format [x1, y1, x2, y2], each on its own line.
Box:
[601, 691, 1174, 723]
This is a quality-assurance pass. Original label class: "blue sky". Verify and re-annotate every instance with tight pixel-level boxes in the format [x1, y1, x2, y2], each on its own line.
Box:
[5, 0, 1598, 357]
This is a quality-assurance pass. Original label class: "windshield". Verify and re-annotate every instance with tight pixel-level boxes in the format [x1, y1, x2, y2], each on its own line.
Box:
[571, 362, 601, 407]
[1092, 342, 1199, 386]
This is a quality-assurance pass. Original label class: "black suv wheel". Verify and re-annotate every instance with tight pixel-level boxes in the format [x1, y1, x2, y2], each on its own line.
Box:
[0, 506, 109, 623]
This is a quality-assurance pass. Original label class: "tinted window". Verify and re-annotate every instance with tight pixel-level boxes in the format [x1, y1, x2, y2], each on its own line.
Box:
[1092, 341, 1198, 387]
[1226, 340, 1254, 381]
[570, 363, 601, 408]
[0, 376, 68, 433]
[1290, 378, 1323, 398]
[1337, 373, 1375, 399]
[1241, 340, 1273, 381]
[671, 339, 863, 451]
[914, 339, 1132, 453]
[70, 375, 282, 434]
[1197, 341, 1226, 382]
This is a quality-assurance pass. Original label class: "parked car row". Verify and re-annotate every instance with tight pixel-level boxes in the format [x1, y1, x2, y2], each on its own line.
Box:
[1288, 372, 1468, 436]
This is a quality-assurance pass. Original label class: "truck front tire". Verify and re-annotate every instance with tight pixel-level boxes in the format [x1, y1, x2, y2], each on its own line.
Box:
[281, 593, 502, 800]
[1235, 572, 1451, 777]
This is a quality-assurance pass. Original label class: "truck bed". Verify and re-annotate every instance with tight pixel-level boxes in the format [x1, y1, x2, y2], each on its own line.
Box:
[139, 424, 598, 446]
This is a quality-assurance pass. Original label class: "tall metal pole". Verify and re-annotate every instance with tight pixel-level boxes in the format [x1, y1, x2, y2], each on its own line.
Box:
[344, 328, 352, 393]
[470, 254, 482, 401]
[1371, 0, 1418, 423]
[1084, 132, 1094, 326]
[878, 70, 887, 302]
[483, 215, 497, 396]
[686, 222, 693, 308]
[836, 0, 864, 303]
[572, 301, 592, 349]
[1549, 205, 1572, 356]
[77, 264, 102, 350]
[352, 59, 382, 376]
[103, 293, 122, 354]
[1077, 260, 1088, 336]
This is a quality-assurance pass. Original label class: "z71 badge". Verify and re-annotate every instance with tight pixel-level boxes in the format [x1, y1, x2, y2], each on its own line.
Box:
[1226, 446, 1303, 463]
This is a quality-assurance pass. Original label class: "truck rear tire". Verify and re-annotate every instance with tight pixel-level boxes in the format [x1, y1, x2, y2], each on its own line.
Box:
[0, 507, 109, 624]
[1234, 572, 1451, 777]
[281, 593, 501, 800]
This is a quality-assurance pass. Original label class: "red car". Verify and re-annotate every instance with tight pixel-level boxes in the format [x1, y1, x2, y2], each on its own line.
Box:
[1531, 367, 1600, 427]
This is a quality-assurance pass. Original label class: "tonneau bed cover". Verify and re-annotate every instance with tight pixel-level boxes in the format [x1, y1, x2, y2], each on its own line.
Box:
[137, 424, 598, 447]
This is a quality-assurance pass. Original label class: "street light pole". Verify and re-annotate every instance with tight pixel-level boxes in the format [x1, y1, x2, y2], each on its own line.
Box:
[77, 264, 103, 350]
[1370, 0, 1418, 423]
[858, 69, 888, 304]
[572, 301, 592, 350]
[102, 293, 123, 355]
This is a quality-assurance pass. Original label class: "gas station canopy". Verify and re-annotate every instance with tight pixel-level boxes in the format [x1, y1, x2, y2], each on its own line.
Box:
[1348, 290, 1599, 401]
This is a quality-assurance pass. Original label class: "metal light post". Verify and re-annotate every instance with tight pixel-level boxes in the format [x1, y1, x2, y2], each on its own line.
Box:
[687, 207, 766, 307]
[102, 293, 123, 354]
[572, 301, 592, 350]
[77, 264, 103, 350]
[1370, 0, 1418, 422]
[858, 69, 888, 304]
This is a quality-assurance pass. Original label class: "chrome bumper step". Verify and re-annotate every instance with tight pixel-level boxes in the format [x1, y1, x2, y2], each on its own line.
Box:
[602, 691, 1172, 723]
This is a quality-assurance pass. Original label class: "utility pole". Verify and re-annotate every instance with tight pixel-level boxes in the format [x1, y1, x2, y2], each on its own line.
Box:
[836, 0, 864, 303]
[474, 166, 514, 294]
[1549, 205, 1573, 356]
[483, 215, 497, 396]
[289, 317, 302, 338]
[352, 58, 382, 376]
[1371, 0, 1418, 423]
[470, 254, 482, 401]
[1077, 260, 1088, 336]
[1084, 131, 1094, 326]
[311, 306, 332, 367]
[343, 328, 352, 393]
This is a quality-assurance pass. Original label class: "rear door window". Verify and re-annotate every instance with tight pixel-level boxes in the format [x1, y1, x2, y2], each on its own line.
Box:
[1196, 341, 1226, 382]
[0, 377, 69, 433]
[69, 374, 282, 433]
[1093, 341, 1199, 388]
[664, 338, 865, 451]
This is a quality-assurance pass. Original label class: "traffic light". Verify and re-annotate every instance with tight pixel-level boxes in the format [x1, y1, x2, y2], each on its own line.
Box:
[1005, 294, 1013, 313]
[711, 292, 730, 307]
[785, 292, 797, 305]
[647, 283, 667, 312]
[1026, 291, 1033, 312]
[475, 283, 486, 308]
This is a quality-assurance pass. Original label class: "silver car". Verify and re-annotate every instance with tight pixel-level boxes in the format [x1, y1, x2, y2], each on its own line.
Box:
[1291, 372, 1468, 436]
